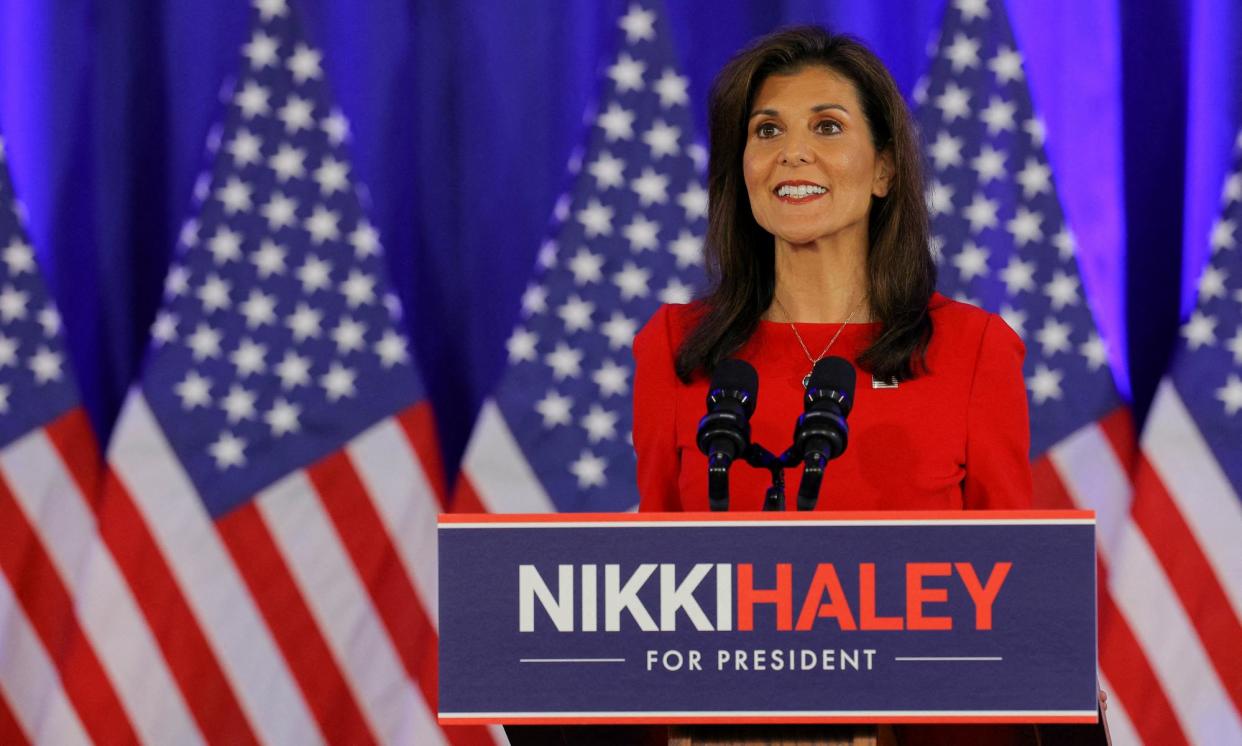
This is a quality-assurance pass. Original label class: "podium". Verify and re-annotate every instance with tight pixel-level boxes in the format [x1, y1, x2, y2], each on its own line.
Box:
[439, 512, 1109, 745]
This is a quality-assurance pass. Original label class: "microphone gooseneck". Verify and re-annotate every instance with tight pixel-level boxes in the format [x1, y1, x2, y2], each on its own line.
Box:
[696, 358, 758, 512]
[792, 356, 856, 511]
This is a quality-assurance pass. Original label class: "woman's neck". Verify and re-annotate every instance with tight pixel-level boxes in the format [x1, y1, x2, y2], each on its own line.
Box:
[768, 235, 871, 323]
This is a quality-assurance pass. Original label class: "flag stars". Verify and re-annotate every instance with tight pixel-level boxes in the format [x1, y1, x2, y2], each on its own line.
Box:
[535, 389, 573, 428]
[545, 342, 584, 379]
[265, 398, 302, 436]
[0, 286, 28, 321]
[175, 370, 212, 409]
[623, 215, 661, 251]
[642, 120, 681, 158]
[1043, 270, 1080, 310]
[570, 450, 607, 489]
[1080, 333, 1108, 371]
[230, 338, 267, 377]
[0, 333, 17, 367]
[243, 31, 279, 69]
[630, 168, 670, 205]
[944, 33, 981, 72]
[269, 144, 307, 181]
[593, 359, 631, 397]
[197, 274, 232, 312]
[934, 82, 971, 122]
[577, 199, 615, 237]
[166, 266, 190, 296]
[598, 104, 636, 141]
[1181, 311, 1217, 349]
[507, 327, 539, 363]
[320, 363, 357, 401]
[208, 227, 243, 263]
[521, 283, 548, 316]
[568, 247, 605, 285]
[929, 131, 964, 169]
[349, 221, 380, 257]
[2, 239, 34, 274]
[581, 404, 619, 442]
[951, 242, 990, 281]
[235, 82, 271, 118]
[1224, 172, 1242, 203]
[618, 3, 656, 43]
[0, 385, 8, 413]
[654, 69, 690, 108]
[209, 431, 247, 469]
[988, 46, 1024, 83]
[1052, 228, 1076, 260]
[28, 347, 62, 384]
[927, 180, 955, 215]
[954, 0, 990, 21]
[322, 109, 350, 145]
[296, 255, 333, 293]
[254, 0, 288, 21]
[1035, 317, 1073, 356]
[659, 277, 693, 304]
[227, 129, 263, 167]
[1016, 158, 1052, 198]
[331, 317, 367, 354]
[979, 97, 1017, 134]
[238, 288, 277, 328]
[374, 330, 409, 367]
[1027, 364, 1063, 404]
[286, 303, 323, 341]
[221, 385, 257, 423]
[601, 311, 638, 349]
[313, 157, 349, 195]
[340, 270, 376, 307]
[261, 192, 299, 230]
[287, 44, 323, 83]
[1024, 118, 1046, 147]
[614, 262, 652, 300]
[186, 324, 223, 360]
[970, 145, 1006, 183]
[963, 193, 999, 232]
[304, 206, 341, 243]
[1000, 305, 1027, 338]
[1217, 374, 1242, 415]
[608, 52, 646, 92]
[276, 350, 312, 388]
[1211, 218, 1236, 252]
[558, 295, 595, 333]
[677, 183, 708, 220]
[669, 230, 703, 268]
[1226, 328, 1242, 365]
[1198, 265, 1227, 301]
[1006, 207, 1044, 246]
[588, 151, 626, 190]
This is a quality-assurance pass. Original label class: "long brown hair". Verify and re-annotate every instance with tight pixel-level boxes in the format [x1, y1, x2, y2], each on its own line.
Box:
[675, 26, 935, 383]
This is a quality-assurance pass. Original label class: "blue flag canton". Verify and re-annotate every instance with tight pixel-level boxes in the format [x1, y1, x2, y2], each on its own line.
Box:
[141, 0, 423, 519]
[917, 0, 1120, 457]
[1172, 128, 1242, 490]
[0, 136, 80, 448]
[492, 2, 706, 511]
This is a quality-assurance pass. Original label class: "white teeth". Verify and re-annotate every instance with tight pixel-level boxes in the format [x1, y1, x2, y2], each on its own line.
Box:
[777, 184, 827, 197]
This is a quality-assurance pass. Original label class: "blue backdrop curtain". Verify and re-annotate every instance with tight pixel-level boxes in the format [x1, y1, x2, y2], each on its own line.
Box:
[0, 0, 1238, 477]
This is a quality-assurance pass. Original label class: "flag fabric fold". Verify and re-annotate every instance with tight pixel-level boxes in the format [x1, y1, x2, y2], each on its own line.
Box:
[455, 0, 705, 514]
[911, 1, 1218, 744]
[52, 0, 497, 743]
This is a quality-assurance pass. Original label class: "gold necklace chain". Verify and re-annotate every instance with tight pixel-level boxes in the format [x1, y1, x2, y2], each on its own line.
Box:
[773, 295, 865, 387]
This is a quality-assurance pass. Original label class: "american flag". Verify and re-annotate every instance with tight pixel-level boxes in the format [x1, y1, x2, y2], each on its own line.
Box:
[455, 1, 705, 514]
[914, 0, 1242, 743]
[50, 0, 499, 743]
[1127, 129, 1242, 744]
[0, 133, 118, 745]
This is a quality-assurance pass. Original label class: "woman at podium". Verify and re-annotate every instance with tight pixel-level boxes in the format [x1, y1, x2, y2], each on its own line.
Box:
[633, 27, 1032, 516]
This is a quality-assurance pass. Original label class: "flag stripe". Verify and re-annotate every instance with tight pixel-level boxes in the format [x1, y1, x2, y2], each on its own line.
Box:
[0, 578, 89, 746]
[1142, 382, 1242, 617]
[43, 409, 102, 512]
[109, 395, 318, 746]
[255, 469, 427, 745]
[348, 411, 441, 624]
[452, 473, 489, 514]
[462, 399, 557, 513]
[1045, 415, 1132, 555]
[0, 475, 138, 745]
[3, 430, 203, 745]
[1032, 455, 1189, 746]
[397, 401, 450, 508]
[1096, 673, 1141, 746]
[1132, 455, 1242, 710]
[0, 689, 29, 746]
[214, 502, 368, 744]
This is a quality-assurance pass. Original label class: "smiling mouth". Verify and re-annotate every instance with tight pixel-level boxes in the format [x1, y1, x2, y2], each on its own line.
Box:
[774, 183, 827, 202]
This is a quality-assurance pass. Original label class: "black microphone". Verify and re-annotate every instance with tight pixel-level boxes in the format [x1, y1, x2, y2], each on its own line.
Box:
[792, 357, 855, 511]
[696, 359, 758, 511]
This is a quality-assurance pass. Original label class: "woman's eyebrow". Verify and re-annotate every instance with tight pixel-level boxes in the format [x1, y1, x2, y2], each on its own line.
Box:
[748, 103, 849, 119]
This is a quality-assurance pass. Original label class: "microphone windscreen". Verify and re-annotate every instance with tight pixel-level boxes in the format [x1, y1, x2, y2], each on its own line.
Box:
[710, 358, 758, 416]
[808, 357, 856, 414]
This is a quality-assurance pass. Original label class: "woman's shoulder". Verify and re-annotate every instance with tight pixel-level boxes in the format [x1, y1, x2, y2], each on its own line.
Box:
[635, 301, 705, 349]
[927, 292, 1024, 358]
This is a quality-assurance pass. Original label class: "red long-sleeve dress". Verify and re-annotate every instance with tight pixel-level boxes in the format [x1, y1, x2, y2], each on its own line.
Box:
[633, 292, 1032, 513]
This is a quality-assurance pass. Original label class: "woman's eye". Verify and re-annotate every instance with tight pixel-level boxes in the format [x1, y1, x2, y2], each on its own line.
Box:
[756, 122, 780, 138]
[817, 120, 843, 135]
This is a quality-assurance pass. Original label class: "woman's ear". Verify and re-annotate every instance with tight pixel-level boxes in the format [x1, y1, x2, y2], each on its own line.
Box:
[873, 148, 894, 198]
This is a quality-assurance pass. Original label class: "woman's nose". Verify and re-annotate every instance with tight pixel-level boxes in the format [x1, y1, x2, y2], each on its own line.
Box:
[778, 133, 814, 166]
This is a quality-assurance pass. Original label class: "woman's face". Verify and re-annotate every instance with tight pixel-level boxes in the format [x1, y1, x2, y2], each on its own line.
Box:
[742, 66, 892, 248]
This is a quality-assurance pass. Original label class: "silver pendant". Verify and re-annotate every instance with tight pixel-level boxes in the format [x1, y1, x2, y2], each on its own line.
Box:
[802, 373, 811, 389]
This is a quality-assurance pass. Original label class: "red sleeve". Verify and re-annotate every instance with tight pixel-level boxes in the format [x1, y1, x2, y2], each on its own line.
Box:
[632, 305, 681, 512]
[963, 314, 1033, 509]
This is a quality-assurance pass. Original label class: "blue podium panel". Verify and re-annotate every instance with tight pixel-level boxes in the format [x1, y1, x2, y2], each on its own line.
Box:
[438, 511, 1097, 726]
